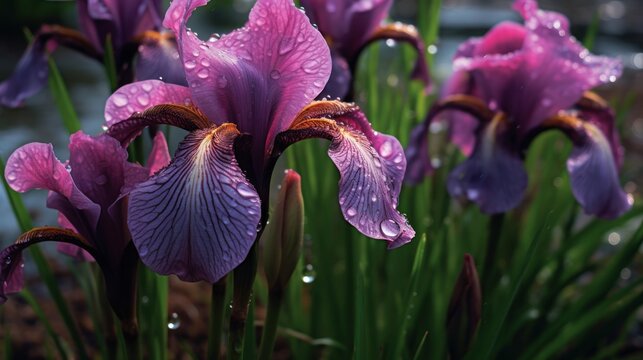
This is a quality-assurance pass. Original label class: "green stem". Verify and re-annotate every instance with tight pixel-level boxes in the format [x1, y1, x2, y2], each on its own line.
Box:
[258, 290, 284, 360]
[121, 319, 141, 360]
[481, 213, 505, 294]
[228, 245, 258, 360]
[208, 277, 227, 360]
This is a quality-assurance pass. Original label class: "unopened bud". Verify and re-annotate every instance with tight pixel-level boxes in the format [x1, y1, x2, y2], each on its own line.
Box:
[262, 169, 304, 290]
[447, 254, 481, 360]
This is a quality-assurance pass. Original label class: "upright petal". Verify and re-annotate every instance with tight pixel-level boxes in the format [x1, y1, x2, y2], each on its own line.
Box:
[147, 132, 172, 175]
[134, 32, 187, 86]
[447, 115, 528, 214]
[542, 114, 631, 218]
[318, 52, 352, 100]
[128, 124, 261, 283]
[0, 34, 50, 107]
[164, 0, 332, 151]
[67, 132, 129, 209]
[276, 102, 414, 248]
[104, 80, 193, 126]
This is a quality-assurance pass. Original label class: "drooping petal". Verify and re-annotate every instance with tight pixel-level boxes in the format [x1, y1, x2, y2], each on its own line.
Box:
[164, 0, 332, 151]
[1, 227, 94, 303]
[107, 104, 211, 146]
[362, 22, 432, 93]
[0, 26, 99, 108]
[134, 31, 187, 86]
[542, 114, 631, 218]
[5, 143, 100, 230]
[128, 124, 261, 283]
[447, 115, 528, 214]
[104, 80, 193, 126]
[276, 102, 414, 248]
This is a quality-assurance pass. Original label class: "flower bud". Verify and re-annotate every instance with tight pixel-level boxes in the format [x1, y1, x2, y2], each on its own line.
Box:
[262, 169, 304, 291]
[447, 254, 482, 360]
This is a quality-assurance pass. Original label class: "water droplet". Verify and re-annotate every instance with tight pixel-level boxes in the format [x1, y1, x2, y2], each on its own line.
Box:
[167, 313, 181, 330]
[200, 58, 211, 67]
[137, 93, 150, 106]
[141, 83, 153, 92]
[427, 44, 438, 54]
[217, 75, 228, 88]
[371, 194, 377, 202]
[270, 70, 281, 80]
[380, 219, 401, 237]
[607, 232, 621, 246]
[256, 17, 266, 26]
[302, 264, 316, 284]
[95, 175, 107, 185]
[347, 208, 357, 217]
[192, 49, 199, 57]
[301, 59, 320, 74]
[222, 217, 230, 225]
[236, 183, 256, 198]
[4, 256, 12, 265]
[101, 125, 109, 131]
[379, 141, 393, 157]
[138, 245, 149, 256]
[6, 172, 16, 181]
[393, 154, 404, 164]
[197, 69, 209, 79]
[278, 39, 295, 55]
[466, 189, 479, 200]
[185, 60, 196, 70]
[112, 93, 128, 107]
[385, 39, 397, 48]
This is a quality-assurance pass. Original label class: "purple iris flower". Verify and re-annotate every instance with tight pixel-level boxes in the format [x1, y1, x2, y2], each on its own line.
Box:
[103, 0, 415, 284]
[300, 0, 431, 100]
[406, 0, 631, 218]
[0, 131, 170, 325]
[0, 0, 185, 107]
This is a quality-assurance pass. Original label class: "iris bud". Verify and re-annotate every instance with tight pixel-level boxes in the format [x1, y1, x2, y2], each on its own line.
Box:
[447, 254, 482, 359]
[262, 169, 304, 291]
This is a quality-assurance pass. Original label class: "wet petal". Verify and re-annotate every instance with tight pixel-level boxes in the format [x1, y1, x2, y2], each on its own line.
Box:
[107, 104, 211, 146]
[128, 124, 261, 283]
[164, 0, 331, 150]
[442, 70, 478, 156]
[365, 22, 431, 92]
[135, 31, 187, 86]
[1, 227, 93, 303]
[447, 116, 528, 214]
[277, 102, 414, 247]
[68, 132, 130, 209]
[544, 114, 631, 218]
[104, 80, 193, 126]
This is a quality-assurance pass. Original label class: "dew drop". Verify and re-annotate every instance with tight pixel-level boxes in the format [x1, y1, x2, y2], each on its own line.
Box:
[6, 172, 16, 181]
[347, 208, 357, 217]
[270, 70, 281, 80]
[167, 313, 181, 330]
[222, 217, 230, 225]
[197, 69, 209, 79]
[192, 49, 200, 57]
[4, 256, 11, 265]
[380, 219, 401, 237]
[236, 183, 256, 198]
[371, 194, 377, 202]
[138, 245, 149, 256]
[301, 59, 320, 74]
[185, 60, 196, 70]
[302, 264, 316, 284]
[278, 39, 295, 55]
[112, 93, 128, 107]
[137, 93, 150, 106]
[386, 39, 397, 48]
[379, 141, 393, 157]
[256, 17, 266, 26]
[200, 58, 211, 67]
[217, 75, 228, 88]
[141, 82, 153, 92]
[101, 125, 109, 131]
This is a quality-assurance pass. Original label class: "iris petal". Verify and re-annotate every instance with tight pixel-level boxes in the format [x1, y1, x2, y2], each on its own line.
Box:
[128, 124, 261, 282]
[447, 116, 528, 214]
[104, 80, 193, 126]
[163, 0, 332, 150]
[277, 102, 414, 248]
[135, 31, 187, 86]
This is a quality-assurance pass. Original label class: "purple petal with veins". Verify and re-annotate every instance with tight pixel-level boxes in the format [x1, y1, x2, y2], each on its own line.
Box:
[128, 124, 261, 282]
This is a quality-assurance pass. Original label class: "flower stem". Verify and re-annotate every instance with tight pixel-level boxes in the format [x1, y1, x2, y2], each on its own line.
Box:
[228, 245, 258, 360]
[121, 319, 141, 360]
[208, 277, 227, 360]
[258, 290, 284, 360]
[482, 213, 505, 293]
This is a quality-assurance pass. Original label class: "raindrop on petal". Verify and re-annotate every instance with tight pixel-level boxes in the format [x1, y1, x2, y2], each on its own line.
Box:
[167, 313, 181, 330]
[380, 219, 401, 237]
